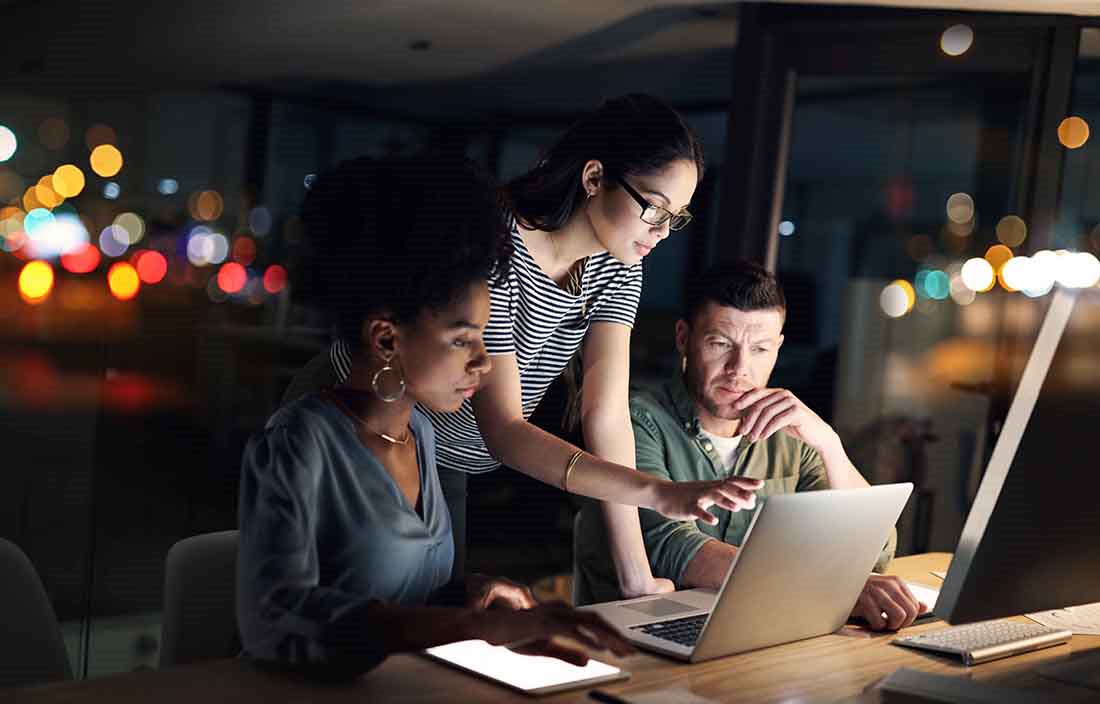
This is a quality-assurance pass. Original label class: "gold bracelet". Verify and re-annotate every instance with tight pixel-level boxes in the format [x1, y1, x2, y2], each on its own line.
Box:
[562, 450, 584, 493]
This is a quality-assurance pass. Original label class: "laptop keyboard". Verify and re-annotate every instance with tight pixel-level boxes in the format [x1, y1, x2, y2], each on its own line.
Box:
[631, 614, 708, 647]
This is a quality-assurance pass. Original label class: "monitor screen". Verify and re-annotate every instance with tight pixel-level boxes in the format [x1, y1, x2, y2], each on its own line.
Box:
[935, 287, 1100, 624]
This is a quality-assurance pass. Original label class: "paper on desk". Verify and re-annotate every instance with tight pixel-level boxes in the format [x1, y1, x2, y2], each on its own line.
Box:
[1027, 602, 1100, 635]
[904, 581, 940, 611]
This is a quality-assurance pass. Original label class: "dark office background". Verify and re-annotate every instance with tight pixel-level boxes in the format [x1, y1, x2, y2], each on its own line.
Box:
[0, 1, 1097, 678]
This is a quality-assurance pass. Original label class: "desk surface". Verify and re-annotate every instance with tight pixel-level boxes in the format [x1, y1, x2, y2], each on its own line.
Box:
[9, 553, 1100, 703]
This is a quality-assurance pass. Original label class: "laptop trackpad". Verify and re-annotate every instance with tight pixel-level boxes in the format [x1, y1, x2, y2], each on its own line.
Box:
[620, 598, 697, 618]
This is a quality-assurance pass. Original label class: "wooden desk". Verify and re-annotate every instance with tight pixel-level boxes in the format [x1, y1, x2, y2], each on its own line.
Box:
[8, 554, 1099, 703]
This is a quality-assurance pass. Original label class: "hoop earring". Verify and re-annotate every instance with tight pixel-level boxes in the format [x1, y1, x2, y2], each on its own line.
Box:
[371, 358, 406, 403]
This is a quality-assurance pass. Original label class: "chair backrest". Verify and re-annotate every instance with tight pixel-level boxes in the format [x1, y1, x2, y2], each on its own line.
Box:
[281, 349, 337, 406]
[160, 530, 240, 668]
[0, 538, 71, 688]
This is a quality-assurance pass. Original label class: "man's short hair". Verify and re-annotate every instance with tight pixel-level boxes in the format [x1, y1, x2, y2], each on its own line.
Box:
[683, 261, 786, 323]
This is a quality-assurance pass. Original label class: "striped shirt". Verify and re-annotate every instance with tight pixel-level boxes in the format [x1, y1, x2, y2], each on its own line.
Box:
[331, 224, 643, 474]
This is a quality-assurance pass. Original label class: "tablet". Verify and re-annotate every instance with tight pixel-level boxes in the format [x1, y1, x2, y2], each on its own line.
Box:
[423, 639, 630, 696]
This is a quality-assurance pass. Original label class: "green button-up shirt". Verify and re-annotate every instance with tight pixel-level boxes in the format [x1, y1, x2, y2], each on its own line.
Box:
[573, 371, 895, 606]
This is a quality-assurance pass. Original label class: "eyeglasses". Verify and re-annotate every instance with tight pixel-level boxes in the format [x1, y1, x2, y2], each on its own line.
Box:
[614, 176, 693, 231]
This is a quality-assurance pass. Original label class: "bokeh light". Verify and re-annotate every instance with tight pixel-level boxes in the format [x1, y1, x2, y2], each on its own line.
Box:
[995, 215, 1028, 247]
[157, 178, 179, 195]
[112, 212, 145, 245]
[51, 164, 86, 198]
[0, 125, 17, 162]
[949, 268, 976, 305]
[99, 225, 129, 257]
[19, 260, 54, 303]
[1056, 251, 1100, 289]
[107, 261, 140, 300]
[232, 236, 256, 265]
[0, 166, 23, 200]
[84, 124, 117, 150]
[23, 208, 55, 237]
[90, 144, 124, 177]
[61, 242, 101, 274]
[999, 256, 1027, 291]
[134, 250, 167, 284]
[1057, 116, 1090, 150]
[39, 118, 69, 150]
[263, 264, 287, 294]
[217, 262, 247, 294]
[940, 24, 974, 56]
[35, 176, 64, 208]
[103, 181, 120, 199]
[303, 174, 317, 190]
[1027, 250, 1059, 297]
[946, 193, 974, 224]
[186, 228, 229, 265]
[778, 220, 795, 237]
[961, 257, 995, 292]
[190, 190, 224, 221]
[880, 280, 915, 318]
[249, 206, 272, 236]
[22, 185, 44, 211]
[27, 212, 89, 259]
[984, 244, 1014, 273]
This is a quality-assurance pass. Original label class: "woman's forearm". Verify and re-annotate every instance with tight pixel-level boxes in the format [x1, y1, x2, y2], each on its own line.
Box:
[583, 410, 660, 595]
[482, 417, 663, 508]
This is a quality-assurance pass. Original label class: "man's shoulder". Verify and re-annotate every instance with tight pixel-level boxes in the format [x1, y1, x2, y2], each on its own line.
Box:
[628, 383, 677, 428]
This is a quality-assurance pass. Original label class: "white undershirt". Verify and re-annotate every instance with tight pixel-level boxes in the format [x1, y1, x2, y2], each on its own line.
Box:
[699, 429, 743, 471]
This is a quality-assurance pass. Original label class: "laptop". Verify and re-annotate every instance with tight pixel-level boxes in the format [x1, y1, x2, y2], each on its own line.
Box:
[582, 483, 913, 662]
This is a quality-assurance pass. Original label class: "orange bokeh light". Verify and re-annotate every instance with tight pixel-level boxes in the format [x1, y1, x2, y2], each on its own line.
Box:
[263, 264, 287, 294]
[135, 250, 168, 284]
[61, 243, 102, 274]
[19, 260, 54, 303]
[107, 261, 140, 300]
[217, 262, 247, 293]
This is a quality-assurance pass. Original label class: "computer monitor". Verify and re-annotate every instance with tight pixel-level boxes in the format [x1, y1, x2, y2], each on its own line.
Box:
[935, 286, 1100, 624]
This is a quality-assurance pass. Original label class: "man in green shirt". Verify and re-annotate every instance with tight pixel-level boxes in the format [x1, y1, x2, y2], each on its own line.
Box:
[575, 261, 925, 631]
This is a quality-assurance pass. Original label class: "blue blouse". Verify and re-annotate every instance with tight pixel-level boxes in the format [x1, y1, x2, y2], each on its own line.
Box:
[237, 394, 454, 673]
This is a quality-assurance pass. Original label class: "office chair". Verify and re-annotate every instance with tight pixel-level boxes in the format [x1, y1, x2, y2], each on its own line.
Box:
[0, 538, 72, 688]
[160, 530, 240, 668]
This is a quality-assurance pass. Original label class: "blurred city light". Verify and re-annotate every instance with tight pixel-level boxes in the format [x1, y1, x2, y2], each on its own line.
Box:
[984, 244, 1014, 273]
[190, 190, 224, 221]
[217, 262, 247, 294]
[103, 181, 121, 199]
[157, 178, 179, 195]
[995, 215, 1028, 247]
[84, 124, 117, 150]
[1057, 116, 1090, 150]
[39, 117, 69, 150]
[134, 250, 167, 284]
[0, 125, 17, 161]
[99, 225, 129, 257]
[52, 164, 86, 198]
[90, 144, 124, 177]
[778, 220, 795, 237]
[946, 192, 974, 224]
[881, 279, 915, 318]
[248, 206, 272, 236]
[28, 212, 89, 259]
[61, 242, 101, 274]
[35, 175, 64, 208]
[19, 260, 54, 303]
[940, 25, 974, 56]
[112, 212, 145, 245]
[107, 261, 140, 300]
[231, 235, 256, 265]
[263, 264, 287, 294]
[961, 257, 995, 292]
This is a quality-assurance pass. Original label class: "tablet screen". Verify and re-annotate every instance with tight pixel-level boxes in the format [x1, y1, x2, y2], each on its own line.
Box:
[424, 639, 628, 695]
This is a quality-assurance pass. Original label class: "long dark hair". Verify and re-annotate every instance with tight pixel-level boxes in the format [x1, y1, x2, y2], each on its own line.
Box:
[504, 94, 704, 232]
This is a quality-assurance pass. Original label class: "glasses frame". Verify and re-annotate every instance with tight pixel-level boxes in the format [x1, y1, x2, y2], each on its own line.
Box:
[614, 176, 693, 230]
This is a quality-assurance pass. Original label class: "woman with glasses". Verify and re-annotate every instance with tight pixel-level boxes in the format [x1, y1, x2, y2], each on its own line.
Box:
[327, 94, 762, 602]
